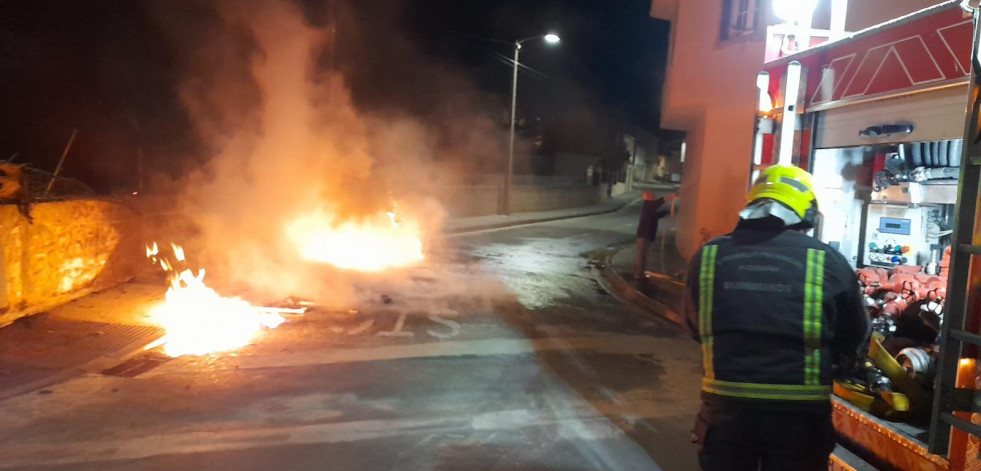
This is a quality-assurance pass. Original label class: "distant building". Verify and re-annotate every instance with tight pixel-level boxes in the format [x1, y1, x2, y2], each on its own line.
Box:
[650, 0, 942, 259]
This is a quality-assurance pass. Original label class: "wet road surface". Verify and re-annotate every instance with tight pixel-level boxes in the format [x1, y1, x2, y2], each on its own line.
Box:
[0, 203, 702, 470]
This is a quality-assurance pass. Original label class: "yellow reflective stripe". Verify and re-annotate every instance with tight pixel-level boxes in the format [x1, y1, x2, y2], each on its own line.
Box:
[804, 250, 814, 384]
[804, 249, 825, 386]
[703, 378, 832, 401]
[813, 251, 825, 383]
[699, 245, 718, 380]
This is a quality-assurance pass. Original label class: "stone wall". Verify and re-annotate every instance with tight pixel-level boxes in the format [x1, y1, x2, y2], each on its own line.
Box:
[0, 199, 140, 325]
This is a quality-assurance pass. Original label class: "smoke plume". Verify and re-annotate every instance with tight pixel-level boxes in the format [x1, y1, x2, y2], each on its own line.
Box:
[154, 0, 449, 307]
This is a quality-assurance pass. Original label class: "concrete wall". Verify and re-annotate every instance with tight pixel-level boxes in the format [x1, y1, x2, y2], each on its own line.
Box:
[439, 184, 607, 218]
[0, 200, 140, 325]
[439, 185, 503, 218]
[509, 185, 606, 214]
[650, 0, 942, 259]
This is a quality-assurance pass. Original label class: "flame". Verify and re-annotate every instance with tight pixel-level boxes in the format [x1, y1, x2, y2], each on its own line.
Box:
[147, 244, 286, 357]
[287, 209, 424, 271]
[171, 243, 185, 261]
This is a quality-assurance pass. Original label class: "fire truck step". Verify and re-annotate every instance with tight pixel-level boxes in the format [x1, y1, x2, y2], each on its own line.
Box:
[830, 444, 879, 471]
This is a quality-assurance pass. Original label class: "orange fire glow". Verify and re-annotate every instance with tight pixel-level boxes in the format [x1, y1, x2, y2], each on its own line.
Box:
[286, 209, 424, 271]
[146, 243, 292, 357]
[144, 205, 422, 355]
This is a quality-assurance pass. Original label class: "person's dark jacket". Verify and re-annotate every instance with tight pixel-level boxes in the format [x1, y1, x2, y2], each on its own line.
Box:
[684, 218, 870, 409]
[637, 197, 669, 240]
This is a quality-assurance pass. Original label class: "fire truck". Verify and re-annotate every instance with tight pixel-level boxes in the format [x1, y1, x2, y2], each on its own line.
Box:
[753, 1, 981, 469]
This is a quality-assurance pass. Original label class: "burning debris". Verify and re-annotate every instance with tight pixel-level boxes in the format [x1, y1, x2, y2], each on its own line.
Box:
[146, 242, 304, 357]
[287, 208, 424, 272]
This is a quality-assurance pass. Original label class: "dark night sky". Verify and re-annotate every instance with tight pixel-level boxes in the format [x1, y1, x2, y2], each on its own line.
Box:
[406, 0, 668, 128]
[0, 0, 668, 191]
[340, 0, 669, 141]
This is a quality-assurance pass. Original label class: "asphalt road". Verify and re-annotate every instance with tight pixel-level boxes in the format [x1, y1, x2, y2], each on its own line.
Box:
[0, 203, 703, 471]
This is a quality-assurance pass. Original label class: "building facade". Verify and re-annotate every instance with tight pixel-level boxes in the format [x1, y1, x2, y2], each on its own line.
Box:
[651, 0, 943, 259]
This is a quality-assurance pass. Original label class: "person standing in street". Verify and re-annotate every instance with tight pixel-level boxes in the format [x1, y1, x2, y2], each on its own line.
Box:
[633, 190, 677, 279]
[684, 165, 869, 471]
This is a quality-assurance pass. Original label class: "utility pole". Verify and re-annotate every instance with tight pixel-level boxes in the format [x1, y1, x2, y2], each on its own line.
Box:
[505, 41, 520, 215]
[503, 33, 560, 215]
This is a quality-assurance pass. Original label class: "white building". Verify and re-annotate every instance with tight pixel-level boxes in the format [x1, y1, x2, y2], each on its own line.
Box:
[650, 0, 942, 259]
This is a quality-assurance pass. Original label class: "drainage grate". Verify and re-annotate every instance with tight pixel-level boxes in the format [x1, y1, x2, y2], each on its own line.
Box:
[0, 314, 164, 395]
[101, 352, 170, 377]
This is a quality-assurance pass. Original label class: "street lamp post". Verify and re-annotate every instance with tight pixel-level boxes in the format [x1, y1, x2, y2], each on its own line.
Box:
[504, 33, 560, 215]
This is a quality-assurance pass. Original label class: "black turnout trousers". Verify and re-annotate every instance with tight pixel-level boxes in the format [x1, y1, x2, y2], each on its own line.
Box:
[693, 400, 836, 471]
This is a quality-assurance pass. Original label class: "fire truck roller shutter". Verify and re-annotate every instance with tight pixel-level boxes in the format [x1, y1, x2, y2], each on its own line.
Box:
[814, 86, 966, 149]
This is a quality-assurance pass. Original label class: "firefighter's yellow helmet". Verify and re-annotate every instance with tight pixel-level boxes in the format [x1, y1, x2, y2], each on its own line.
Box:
[747, 165, 817, 221]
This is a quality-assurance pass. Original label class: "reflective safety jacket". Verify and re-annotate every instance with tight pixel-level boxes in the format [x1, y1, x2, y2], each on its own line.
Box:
[685, 221, 869, 405]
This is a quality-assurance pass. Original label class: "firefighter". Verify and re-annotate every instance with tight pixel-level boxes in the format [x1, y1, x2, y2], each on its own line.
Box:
[633, 190, 676, 279]
[685, 165, 869, 471]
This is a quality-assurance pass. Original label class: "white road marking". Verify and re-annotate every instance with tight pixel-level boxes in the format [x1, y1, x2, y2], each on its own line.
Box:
[426, 312, 461, 339]
[0, 403, 664, 469]
[376, 311, 413, 337]
[147, 334, 693, 375]
[345, 319, 374, 335]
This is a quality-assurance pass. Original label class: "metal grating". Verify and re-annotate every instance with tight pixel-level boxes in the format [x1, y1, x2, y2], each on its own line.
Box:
[0, 315, 163, 395]
[101, 352, 170, 378]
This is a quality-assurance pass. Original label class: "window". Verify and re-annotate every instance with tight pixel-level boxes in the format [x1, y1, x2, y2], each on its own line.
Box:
[721, 0, 762, 41]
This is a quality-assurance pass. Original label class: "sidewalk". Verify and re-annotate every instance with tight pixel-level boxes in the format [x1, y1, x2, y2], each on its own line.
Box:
[599, 213, 689, 327]
[633, 181, 682, 192]
[443, 190, 642, 233]
[0, 284, 164, 400]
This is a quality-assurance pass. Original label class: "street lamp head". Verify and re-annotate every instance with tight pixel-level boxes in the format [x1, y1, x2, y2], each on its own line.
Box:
[544, 33, 561, 44]
[772, 0, 818, 24]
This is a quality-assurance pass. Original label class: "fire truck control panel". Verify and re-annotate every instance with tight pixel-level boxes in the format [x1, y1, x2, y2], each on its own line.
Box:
[863, 203, 941, 268]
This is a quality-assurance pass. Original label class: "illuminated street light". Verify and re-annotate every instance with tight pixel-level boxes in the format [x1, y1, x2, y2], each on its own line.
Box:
[773, 0, 818, 52]
[504, 33, 561, 215]
[772, 0, 818, 24]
